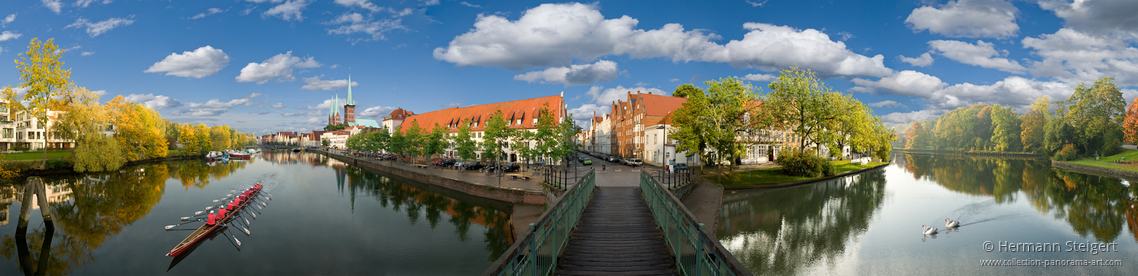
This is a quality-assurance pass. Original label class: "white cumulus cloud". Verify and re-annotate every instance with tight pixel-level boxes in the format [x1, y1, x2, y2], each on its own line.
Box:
[359, 106, 397, 119]
[66, 17, 134, 37]
[0, 31, 21, 41]
[433, 3, 891, 78]
[124, 93, 183, 110]
[585, 85, 666, 105]
[513, 60, 619, 86]
[271, 102, 286, 108]
[2, 14, 15, 27]
[170, 93, 263, 117]
[235, 51, 321, 84]
[929, 40, 1025, 73]
[191, 8, 225, 20]
[1037, 0, 1138, 39]
[327, 12, 405, 41]
[742, 73, 776, 82]
[264, 0, 308, 21]
[898, 53, 934, 67]
[880, 110, 944, 125]
[42, 0, 62, 14]
[334, 0, 382, 12]
[905, 0, 1019, 38]
[867, 100, 907, 109]
[145, 46, 230, 78]
[851, 70, 948, 97]
[1022, 28, 1138, 86]
[75, 0, 112, 8]
[301, 76, 358, 91]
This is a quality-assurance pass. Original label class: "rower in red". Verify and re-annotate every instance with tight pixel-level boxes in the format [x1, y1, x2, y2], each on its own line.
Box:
[206, 211, 217, 226]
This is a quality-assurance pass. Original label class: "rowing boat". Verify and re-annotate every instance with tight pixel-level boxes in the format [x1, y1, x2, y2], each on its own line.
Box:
[166, 185, 262, 257]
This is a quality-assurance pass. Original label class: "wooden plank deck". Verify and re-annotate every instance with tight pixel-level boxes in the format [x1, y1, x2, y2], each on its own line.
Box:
[556, 187, 676, 276]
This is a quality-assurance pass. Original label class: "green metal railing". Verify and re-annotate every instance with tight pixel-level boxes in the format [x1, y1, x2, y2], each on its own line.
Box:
[482, 168, 596, 276]
[640, 171, 752, 276]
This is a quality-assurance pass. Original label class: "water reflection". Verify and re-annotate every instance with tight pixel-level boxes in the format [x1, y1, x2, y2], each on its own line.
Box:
[330, 164, 515, 259]
[0, 150, 518, 274]
[898, 154, 1138, 242]
[717, 170, 887, 275]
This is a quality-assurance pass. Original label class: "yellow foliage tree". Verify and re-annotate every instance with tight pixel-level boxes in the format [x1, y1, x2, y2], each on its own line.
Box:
[210, 125, 231, 151]
[106, 96, 168, 161]
[194, 124, 212, 155]
[12, 37, 72, 168]
[55, 86, 126, 172]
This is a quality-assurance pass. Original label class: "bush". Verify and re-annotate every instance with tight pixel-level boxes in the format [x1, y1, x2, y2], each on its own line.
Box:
[1053, 143, 1078, 161]
[775, 148, 835, 177]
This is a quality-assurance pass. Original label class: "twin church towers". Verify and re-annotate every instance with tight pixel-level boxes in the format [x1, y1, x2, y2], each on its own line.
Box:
[327, 75, 356, 125]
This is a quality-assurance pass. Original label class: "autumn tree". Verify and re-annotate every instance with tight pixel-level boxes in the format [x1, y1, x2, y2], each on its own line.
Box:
[54, 86, 126, 172]
[13, 38, 72, 168]
[905, 121, 930, 149]
[1020, 96, 1051, 154]
[106, 96, 168, 161]
[194, 124, 212, 155]
[209, 125, 232, 151]
[1125, 97, 1138, 144]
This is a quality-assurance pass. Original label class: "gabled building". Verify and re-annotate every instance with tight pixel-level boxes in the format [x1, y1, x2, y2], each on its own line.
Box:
[382, 108, 414, 134]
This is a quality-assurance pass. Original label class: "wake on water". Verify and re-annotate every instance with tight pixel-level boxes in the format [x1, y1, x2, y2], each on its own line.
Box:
[943, 199, 1025, 227]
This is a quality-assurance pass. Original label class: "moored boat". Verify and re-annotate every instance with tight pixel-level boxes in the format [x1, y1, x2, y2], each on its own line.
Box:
[166, 183, 265, 257]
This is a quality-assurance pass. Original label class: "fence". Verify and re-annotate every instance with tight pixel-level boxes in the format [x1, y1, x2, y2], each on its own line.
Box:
[640, 171, 752, 276]
[482, 168, 596, 276]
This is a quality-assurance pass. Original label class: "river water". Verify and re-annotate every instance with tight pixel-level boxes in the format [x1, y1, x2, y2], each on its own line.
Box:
[0, 151, 514, 275]
[718, 154, 1138, 275]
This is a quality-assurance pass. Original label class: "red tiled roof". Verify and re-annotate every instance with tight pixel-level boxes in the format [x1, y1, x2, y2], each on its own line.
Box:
[398, 94, 563, 132]
[637, 93, 687, 117]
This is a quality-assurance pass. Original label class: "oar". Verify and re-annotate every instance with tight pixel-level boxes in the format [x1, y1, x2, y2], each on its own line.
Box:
[164, 219, 202, 230]
[220, 228, 241, 248]
[230, 222, 251, 236]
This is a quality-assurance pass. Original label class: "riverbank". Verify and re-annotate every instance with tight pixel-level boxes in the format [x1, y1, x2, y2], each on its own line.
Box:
[894, 148, 1043, 158]
[314, 149, 547, 205]
[720, 162, 890, 190]
[4, 153, 204, 177]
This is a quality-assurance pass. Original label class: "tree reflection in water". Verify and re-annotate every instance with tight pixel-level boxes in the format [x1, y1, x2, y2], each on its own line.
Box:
[899, 154, 1138, 243]
[331, 164, 515, 261]
[717, 170, 888, 275]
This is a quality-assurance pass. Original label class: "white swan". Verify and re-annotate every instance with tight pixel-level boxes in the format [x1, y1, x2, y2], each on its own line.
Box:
[922, 225, 938, 235]
[945, 218, 959, 228]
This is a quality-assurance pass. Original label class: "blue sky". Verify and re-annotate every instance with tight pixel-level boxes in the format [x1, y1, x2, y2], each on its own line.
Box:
[1, 0, 1137, 135]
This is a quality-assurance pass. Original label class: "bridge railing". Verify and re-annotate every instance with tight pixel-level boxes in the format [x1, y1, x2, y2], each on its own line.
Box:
[482, 168, 596, 276]
[640, 171, 752, 276]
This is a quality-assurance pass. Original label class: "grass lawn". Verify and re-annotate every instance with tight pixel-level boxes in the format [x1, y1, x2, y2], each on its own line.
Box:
[2, 151, 72, 161]
[1067, 149, 1138, 172]
[714, 160, 888, 186]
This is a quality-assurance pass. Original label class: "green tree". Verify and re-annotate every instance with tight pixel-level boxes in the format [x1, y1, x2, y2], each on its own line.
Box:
[671, 84, 711, 172]
[324, 123, 348, 131]
[370, 127, 391, 153]
[533, 104, 560, 164]
[905, 121, 931, 149]
[425, 123, 448, 159]
[1065, 77, 1126, 156]
[765, 68, 837, 153]
[12, 38, 72, 168]
[824, 93, 872, 159]
[990, 105, 1023, 152]
[453, 118, 477, 160]
[672, 83, 702, 98]
[322, 138, 330, 147]
[405, 120, 425, 163]
[481, 110, 510, 166]
[208, 125, 232, 151]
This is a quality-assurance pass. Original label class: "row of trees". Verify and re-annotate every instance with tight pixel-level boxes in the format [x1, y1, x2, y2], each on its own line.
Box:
[904, 77, 1127, 160]
[1, 37, 254, 174]
[671, 68, 896, 174]
[344, 103, 578, 168]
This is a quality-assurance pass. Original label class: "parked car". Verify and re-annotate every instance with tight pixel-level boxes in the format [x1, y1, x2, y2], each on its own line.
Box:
[673, 163, 688, 170]
[454, 161, 466, 169]
[607, 156, 618, 163]
[581, 158, 592, 165]
[462, 161, 485, 170]
[441, 159, 457, 166]
[626, 158, 642, 166]
[500, 162, 521, 172]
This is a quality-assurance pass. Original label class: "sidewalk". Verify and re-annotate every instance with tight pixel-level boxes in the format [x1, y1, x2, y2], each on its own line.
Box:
[331, 152, 548, 194]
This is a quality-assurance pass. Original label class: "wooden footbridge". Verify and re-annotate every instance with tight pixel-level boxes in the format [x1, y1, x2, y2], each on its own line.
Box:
[483, 169, 750, 276]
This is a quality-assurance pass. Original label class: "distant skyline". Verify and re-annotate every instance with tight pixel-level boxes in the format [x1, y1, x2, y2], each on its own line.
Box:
[1, 0, 1136, 135]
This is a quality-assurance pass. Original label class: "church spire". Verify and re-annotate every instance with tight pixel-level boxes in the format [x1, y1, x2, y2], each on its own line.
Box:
[346, 74, 354, 106]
